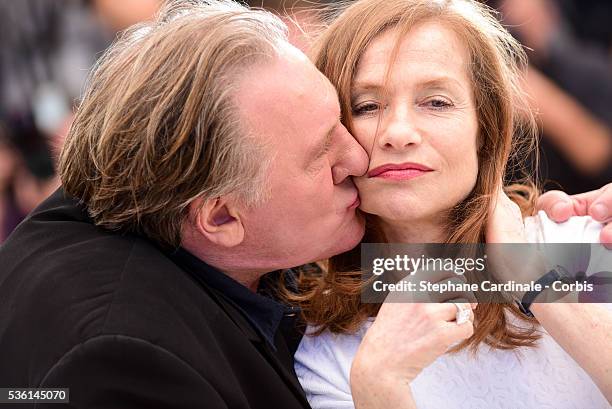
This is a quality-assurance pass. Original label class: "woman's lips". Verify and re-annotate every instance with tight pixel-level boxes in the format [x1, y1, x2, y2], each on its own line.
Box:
[367, 162, 433, 180]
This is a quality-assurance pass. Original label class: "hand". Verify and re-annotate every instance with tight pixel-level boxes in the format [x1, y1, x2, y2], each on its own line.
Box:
[383, 268, 477, 304]
[486, 188, 588, 302]
[536, 183, 612, 246]
[350, 301, 475, 409]
[486, 187, 547, 299]
[486, 186, 527, 244]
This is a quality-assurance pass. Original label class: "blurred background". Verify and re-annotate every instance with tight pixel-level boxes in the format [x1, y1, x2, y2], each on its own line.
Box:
[1, 0, 611, 243]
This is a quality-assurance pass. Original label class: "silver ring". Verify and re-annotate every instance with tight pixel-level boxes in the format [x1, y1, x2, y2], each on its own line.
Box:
[452, 302, 471, 325]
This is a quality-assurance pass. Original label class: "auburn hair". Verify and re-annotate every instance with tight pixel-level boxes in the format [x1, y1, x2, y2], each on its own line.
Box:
[286, 0, 542, 352]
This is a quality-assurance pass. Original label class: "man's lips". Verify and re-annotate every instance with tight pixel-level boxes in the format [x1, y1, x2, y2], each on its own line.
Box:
[348, 195, 361, 209]
[367, 162, 433, 179]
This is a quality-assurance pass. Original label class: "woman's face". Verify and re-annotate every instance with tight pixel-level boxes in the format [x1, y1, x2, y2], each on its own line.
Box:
[351, 21, 479, 224]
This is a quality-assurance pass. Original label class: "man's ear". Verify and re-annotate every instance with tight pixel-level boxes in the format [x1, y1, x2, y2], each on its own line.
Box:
[193, 197, 245, 248]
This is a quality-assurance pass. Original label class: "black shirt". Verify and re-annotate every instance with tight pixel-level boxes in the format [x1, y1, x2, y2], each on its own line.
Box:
[169, 248, 302, 351]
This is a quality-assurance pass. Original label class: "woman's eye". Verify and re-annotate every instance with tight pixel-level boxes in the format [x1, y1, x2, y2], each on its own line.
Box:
[425, 98, 453, 109]
[352, 102, 380, 116]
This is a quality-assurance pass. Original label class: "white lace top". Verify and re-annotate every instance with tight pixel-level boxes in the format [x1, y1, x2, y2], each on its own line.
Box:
[295, 212, 611, 409]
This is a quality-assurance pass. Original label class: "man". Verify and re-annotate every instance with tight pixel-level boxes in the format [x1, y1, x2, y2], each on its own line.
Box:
[0, 1, 610, 408]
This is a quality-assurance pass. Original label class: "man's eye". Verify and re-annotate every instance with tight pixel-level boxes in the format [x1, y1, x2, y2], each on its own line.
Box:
[320, 141, 332, 156]
[352, 102, 380, 116]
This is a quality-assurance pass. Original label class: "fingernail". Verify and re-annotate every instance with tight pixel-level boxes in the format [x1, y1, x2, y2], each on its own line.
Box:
[551, 202, 570, 220]
[591, 203, 608, 221]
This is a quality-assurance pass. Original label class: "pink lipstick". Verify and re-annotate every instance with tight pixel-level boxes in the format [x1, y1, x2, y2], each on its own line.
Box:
[367, 162, 433, 181]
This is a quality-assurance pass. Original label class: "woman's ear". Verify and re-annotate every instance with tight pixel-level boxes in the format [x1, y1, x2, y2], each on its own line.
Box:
[193, 197, 245, 248]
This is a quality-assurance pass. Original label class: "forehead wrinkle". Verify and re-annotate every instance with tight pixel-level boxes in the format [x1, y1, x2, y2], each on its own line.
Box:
[275, 71, 339, 154]
[357, 21, 471, 79]
[296, 73, 338, 126]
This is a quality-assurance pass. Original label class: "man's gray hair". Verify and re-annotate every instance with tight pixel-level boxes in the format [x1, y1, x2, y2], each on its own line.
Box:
[59, 0, 289, 247]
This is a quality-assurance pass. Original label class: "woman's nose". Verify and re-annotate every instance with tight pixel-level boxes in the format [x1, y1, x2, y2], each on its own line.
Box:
[377, 108, 422, 151]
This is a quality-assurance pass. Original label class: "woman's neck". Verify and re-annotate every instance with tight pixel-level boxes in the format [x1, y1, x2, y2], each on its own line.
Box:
[376, 215, 448, 244]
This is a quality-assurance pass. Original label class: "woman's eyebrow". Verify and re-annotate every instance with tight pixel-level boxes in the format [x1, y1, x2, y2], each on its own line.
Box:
[351, 81, 383, 94]
[416, 76, 466, 92]
[350, 82, 383, 104]
[351, 75, 465, 93]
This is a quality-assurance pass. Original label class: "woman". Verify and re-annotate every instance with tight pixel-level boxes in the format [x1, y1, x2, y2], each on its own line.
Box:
[291, 0, 612, 408]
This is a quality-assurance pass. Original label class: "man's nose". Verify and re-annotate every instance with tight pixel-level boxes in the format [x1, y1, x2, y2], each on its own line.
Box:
[331, 125, 369, 184]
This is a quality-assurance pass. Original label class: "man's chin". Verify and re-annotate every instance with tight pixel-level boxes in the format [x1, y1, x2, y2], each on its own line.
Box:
[280, 215, 365, 267]
[327, 215, 366, 257]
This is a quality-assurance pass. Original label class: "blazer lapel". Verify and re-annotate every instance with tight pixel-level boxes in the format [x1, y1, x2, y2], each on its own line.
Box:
[180, 265, 311, 408]
[209, 289, 310, 408]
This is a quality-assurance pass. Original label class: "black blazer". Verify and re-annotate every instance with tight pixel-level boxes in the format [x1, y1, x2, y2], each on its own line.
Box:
[0, 189, 311, 409]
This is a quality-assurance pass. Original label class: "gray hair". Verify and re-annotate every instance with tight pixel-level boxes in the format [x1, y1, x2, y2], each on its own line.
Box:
[59, 0, 289, 247]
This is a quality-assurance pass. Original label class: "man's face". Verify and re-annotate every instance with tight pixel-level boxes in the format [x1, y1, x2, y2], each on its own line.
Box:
[234, 44, 368, 269]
